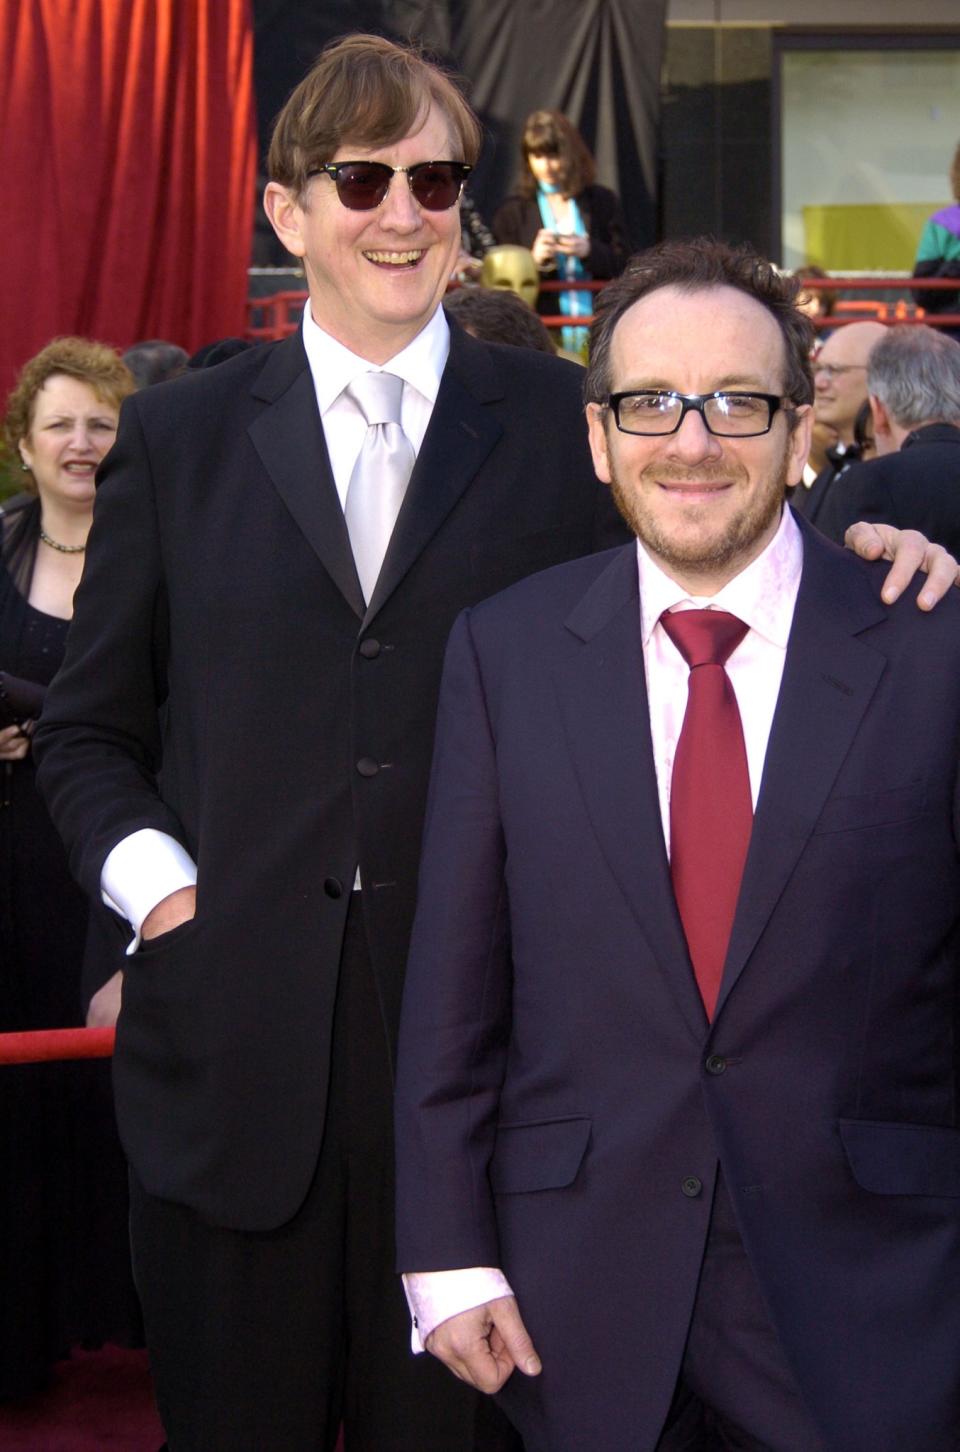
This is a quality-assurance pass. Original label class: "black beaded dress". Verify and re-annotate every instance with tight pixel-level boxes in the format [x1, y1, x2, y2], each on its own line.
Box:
[0, 497, 142, 1400]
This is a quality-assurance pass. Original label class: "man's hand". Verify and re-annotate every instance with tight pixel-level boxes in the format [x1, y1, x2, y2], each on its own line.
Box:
[0, 722, 31, 760]
[845, 522, 960, 609]
[425, 1295, 542, 1394]
[86, 968, 123, 1028]
[142, 885, 197, 941]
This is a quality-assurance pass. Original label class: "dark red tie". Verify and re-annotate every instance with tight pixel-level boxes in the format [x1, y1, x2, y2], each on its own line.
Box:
[660, 609, 752, 1020]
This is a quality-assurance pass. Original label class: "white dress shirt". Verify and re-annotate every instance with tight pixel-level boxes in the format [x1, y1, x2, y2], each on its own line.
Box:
[101, 302, 450, 949]
[403, 506, 805, 1349]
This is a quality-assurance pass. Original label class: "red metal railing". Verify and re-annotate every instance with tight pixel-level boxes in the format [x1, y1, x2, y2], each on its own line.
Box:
[798, 275, 960, 329]
[245, 278, 610, 340]
[245, 276, 960, 342]
[0, 1027, 115, 1065]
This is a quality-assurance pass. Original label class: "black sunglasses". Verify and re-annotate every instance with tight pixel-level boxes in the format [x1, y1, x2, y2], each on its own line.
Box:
[307, 160, 472, 212]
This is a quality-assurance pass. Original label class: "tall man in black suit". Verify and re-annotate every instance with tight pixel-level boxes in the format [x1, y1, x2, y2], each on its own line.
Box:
[33, 35, 953, 1452]
[818, 324, 960, 553]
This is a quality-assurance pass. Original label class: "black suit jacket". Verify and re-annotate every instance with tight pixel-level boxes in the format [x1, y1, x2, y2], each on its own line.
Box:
[815, 423, 960, 551]
[787, 445, 861, 531]
[35, 318, 627, 1230]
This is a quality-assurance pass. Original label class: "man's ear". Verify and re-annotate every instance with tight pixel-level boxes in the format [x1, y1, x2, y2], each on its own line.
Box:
[585, 403, 613, 485]
[869, 394, 893, 442]
[786, 403, 814, 487]
[263, 182, 306, 259]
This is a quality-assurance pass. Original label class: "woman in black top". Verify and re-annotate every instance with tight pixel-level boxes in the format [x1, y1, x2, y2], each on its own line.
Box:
[493, 109, 630, 353]
[0, 337, 140, 1397]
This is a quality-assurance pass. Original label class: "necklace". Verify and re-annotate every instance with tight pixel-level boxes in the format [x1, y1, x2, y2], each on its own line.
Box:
[39, 527, 86, 554]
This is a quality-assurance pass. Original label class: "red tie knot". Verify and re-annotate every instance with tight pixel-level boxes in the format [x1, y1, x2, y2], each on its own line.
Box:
[660, 608, 748, 670]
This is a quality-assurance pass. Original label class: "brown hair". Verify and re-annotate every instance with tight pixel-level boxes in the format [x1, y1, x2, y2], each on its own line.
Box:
[584, 237, 814, 416]
[794, 264, 836, 320]
[518, 110, 595, 199]
[443, 288, 556, 354]
[5, 337, 134, 490]
[267, 33, 482, 197]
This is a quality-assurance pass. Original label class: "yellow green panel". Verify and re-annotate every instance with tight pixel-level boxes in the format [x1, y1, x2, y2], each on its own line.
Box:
[802, 203, 944, 271]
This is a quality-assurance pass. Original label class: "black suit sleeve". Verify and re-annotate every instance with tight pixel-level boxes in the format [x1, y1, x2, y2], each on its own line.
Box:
[33, 395, 186, 901]
[814, 459, 898, 545]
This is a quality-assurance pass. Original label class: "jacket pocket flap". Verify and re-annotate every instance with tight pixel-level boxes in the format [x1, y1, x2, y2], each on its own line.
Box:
[813, 782, 926, 835]
[839, 1118, 960, 1197]
[490, 1116, 591, 1195]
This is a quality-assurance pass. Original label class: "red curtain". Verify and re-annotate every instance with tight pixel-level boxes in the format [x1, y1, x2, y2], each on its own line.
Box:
[0, 0, 256, 398]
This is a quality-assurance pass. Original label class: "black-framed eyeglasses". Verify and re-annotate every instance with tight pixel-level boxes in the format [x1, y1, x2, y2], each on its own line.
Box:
[306, 160, 472, 212]
[605, 390, 787, 438]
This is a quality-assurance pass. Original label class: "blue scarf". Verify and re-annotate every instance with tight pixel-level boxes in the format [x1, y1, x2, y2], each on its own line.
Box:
[537, 184, 591, 355]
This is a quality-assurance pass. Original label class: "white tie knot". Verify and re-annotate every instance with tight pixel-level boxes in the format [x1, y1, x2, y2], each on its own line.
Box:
[348, 371, 405, 428]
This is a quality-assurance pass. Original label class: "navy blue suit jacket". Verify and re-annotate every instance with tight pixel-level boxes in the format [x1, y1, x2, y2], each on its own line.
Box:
[395, 515, 960, 1452]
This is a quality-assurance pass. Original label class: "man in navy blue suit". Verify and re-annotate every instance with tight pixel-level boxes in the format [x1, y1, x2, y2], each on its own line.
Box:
[395, 239, 960, 1451]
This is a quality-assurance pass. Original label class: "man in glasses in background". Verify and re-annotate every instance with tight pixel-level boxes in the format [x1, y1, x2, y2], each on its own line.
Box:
[791, 318, 886, 527]
[395, 239, 960, 1452]
[34, 34, 954, 1452]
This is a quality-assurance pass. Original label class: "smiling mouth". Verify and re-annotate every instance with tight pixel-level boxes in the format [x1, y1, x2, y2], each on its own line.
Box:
[363, 249, 425, 268]
[659, 480, 732, 496]
[63, 461, 96, 475]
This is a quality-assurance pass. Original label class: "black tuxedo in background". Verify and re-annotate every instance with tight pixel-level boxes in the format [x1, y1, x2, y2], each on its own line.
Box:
[35, 317, 626, 1449]
[788, 442, 861, 531]
[815, 422, 960, 551]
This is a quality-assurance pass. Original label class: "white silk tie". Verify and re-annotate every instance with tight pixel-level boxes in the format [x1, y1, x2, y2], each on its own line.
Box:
[343, 372, 416, 604]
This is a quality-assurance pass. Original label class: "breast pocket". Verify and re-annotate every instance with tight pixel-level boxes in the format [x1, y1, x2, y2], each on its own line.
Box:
[813, 782, 928, 835]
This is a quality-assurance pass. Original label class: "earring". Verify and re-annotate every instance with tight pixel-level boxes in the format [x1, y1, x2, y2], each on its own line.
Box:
[20, 460, 30, 472]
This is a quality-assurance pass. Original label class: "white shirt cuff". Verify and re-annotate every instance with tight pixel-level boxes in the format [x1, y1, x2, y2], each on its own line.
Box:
[402, 1268, 514, 1353]
[101, 828, 198, 954]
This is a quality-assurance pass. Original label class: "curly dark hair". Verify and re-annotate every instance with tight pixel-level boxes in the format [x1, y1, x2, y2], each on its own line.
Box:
[584, 237, 814, 417]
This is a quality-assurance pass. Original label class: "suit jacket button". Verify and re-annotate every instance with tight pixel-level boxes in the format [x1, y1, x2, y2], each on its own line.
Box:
[356, 757, 380, 777]
[705, 1055, 727, 1075]
[359, 638, 381, 659]
[324, 877, 343, 899]
[681, 1176, 703, 1198]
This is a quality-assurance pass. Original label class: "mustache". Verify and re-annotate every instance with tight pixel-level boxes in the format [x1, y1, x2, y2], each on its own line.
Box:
[644, 463, 744, 485]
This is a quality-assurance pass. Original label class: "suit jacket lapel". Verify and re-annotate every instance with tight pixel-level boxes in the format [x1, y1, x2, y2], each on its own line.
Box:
[715, 522, 889, 1018]
[247, 332, 365, 619]
[365, 323, 503, 622]
[555, 547, 708, 1041]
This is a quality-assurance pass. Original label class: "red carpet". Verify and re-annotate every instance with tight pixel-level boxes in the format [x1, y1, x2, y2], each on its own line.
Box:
[0, 1346, 348, 1450]
[0, 1345, 163, 1451]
